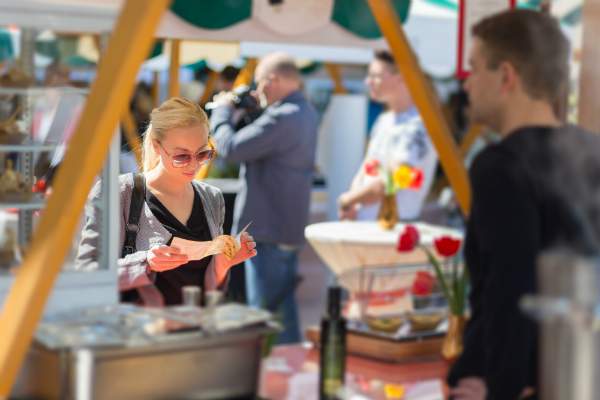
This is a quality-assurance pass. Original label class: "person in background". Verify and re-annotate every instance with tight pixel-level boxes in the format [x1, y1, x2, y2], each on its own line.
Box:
[209, 52, 318, 344]
[337, 50, 437, 222]
[448, 9, 600, 400]
[216, 65, 240, 93]
[76, 97, 256, 306]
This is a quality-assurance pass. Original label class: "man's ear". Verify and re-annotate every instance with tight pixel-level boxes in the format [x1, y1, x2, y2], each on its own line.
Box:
[499, 61, 519, 95]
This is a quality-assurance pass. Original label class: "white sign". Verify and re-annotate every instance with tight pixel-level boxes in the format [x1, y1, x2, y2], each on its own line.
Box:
[457, 0, 515, 78]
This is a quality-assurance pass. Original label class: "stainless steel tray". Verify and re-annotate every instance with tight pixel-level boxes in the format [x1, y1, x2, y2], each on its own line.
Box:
[13, 302, 279, 400]
[14, 322, 277, 400]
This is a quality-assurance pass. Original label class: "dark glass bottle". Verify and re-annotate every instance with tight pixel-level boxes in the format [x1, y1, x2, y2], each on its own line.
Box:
[319, 286, 347, 400]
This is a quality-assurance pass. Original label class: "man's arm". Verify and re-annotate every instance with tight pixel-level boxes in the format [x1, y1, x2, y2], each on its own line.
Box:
[338, 179, 384, 210]
[210, 104, 292, 163]
[470, 150, 540, 399]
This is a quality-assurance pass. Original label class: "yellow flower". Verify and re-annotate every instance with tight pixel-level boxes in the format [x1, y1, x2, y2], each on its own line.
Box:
[393, 164, 414, 189]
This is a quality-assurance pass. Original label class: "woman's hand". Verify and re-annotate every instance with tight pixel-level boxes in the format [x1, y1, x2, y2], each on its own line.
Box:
[147, 245, 189, 272]
[212, 233, 257, 287]
[450, 377, 487, 400]
[229, 232, 257, 265]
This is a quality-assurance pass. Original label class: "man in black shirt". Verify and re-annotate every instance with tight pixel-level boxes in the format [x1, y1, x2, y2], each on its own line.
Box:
[448, 10, 600, 400]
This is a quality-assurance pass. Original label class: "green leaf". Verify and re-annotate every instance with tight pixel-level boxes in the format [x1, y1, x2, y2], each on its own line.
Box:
[423, 246, 456, 313]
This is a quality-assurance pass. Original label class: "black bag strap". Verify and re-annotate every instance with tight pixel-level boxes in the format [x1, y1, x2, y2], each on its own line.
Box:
[122, 173, 146, 257]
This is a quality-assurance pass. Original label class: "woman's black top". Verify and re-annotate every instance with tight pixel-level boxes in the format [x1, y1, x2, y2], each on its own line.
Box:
[146, 184, 213, 305]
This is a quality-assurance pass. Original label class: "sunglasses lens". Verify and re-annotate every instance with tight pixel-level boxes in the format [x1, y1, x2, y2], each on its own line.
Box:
[172, 154, 192, 166]
[197, 150, 215, 163]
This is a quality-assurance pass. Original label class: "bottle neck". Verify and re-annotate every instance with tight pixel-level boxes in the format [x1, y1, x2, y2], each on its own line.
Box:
[326, 286, 342, 319]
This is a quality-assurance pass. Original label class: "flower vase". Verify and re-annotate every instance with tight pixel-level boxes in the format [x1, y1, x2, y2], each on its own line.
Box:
[377, 194, 397, 230]
[442, 314, 466, 360]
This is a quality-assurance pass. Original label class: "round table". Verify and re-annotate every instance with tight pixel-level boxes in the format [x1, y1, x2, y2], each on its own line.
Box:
[304, 221, 463, 277]
[305, 221, 463, 317]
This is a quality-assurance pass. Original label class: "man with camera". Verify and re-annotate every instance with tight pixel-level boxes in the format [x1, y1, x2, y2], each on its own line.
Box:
[210, 52, 318, 344]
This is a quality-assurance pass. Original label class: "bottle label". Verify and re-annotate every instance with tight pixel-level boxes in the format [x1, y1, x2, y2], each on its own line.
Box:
[322, 335, 345, 396]
[324, 378, 342, 396]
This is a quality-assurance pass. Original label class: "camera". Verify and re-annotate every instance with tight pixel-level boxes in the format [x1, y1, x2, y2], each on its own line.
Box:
[205, 85, 263, 130]
[230, 85, 260, 112]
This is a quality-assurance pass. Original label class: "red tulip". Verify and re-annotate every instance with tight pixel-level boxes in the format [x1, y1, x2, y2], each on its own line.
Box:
[412, 270, 434, 295]
[412, 279, 433, 296]
[396, 225, 420, 252]
[364, 159, 380, 176]
[416, 270, 434, 282]
[434, 236, 462, 257]
[410, 168, 424, 189]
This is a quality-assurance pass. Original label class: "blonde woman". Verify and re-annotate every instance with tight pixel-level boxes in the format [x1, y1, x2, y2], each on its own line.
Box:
[77, 97, 256, 305]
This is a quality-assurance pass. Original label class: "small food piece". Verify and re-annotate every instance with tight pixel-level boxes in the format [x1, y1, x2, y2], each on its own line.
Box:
[0, 68, 33, 87]
[407, 312, 444, 331]
[366, 316, 404, 333]
[211, 235, 238, 260]
[0, 107, 26, 145]
[0, 159, 31, 201]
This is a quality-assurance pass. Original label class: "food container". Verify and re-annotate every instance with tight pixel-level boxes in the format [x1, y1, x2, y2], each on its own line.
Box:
[13, 304, 279, 399]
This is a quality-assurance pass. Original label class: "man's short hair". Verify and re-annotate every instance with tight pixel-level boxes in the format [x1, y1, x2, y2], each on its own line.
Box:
[473, 9, 569, 103]
[261, 52, 300, 81]
[373, 50, 398, 73]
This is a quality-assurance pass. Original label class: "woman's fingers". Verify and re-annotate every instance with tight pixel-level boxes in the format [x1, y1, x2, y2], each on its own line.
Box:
[240, 233, 256, 252]
[152, 245, 183, 256]
[151, 246, 187, 261]
[148, 245, 189, 271]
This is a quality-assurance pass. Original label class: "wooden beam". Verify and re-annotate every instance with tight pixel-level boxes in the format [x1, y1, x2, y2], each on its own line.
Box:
[325, 63, 347, 94]
[459, 124, 483, 157]
[121, 109, 143, 169]
[578, 0, 600, 132]
[196, 69, 219, 180]
[367, 0, 471, 215]
[195, 137, 216, 180]
[152, 70, 161, 106]
[233, 58, 257, 88]
[199, 69, 219, 106]
[168, 39, 181, 98]
[0, 0, 170, 394]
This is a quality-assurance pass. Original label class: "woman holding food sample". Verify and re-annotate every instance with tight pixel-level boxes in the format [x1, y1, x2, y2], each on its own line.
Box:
[76, 97, 256, 305]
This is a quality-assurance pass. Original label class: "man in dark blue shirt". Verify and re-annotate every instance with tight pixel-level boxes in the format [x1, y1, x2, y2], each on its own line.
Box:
[210, 53, 318, 343]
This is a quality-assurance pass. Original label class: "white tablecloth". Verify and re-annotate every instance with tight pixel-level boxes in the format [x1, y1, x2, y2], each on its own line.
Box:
[304, 221, 463, 277]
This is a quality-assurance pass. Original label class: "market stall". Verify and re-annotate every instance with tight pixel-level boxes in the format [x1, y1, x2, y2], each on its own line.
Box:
[0, 0, 473, 396]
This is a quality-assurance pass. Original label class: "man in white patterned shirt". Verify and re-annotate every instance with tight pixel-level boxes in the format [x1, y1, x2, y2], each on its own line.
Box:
[338, 50, 438, 221]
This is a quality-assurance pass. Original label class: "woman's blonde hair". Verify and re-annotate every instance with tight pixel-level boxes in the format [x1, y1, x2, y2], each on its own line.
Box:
[141, 97, 209, 172]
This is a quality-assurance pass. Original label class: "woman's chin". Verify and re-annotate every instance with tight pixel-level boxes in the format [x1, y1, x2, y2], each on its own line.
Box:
[181, 171, 197, 180]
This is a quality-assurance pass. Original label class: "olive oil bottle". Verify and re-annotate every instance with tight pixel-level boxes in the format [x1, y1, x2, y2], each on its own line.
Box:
[319, 286, 347, 399]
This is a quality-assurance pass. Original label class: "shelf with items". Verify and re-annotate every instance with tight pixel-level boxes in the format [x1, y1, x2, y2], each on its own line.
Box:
[0, 142, 61, 152]
[0, 198, 45, 211]
[0, 84, 120, 281]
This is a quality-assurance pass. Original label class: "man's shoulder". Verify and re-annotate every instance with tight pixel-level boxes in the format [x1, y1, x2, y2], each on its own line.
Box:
[469, 143, 515, 181]
[269, 101, 301, 117]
